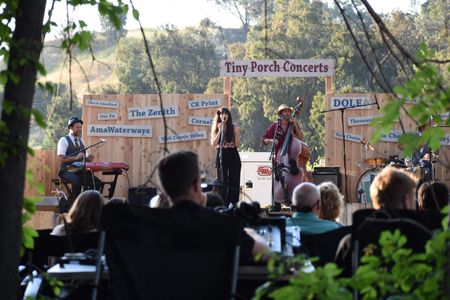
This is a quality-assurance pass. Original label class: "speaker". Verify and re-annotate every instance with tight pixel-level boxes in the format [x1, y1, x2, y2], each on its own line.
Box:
[312, 167, 341, 191]
[128, 187, 157, 206]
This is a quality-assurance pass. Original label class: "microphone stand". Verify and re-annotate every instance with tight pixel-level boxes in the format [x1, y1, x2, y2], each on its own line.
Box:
[269, 120, 280, 211]
[218, 124, 225, 202]
[321, 101, 377, 202]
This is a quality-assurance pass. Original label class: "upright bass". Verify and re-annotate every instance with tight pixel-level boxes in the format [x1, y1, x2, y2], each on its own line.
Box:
[273, 97, 304, 205]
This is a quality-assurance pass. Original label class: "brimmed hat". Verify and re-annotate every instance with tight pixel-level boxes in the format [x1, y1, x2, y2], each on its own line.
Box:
[67, 116, 83, 128]
[277, 104, 293, 115]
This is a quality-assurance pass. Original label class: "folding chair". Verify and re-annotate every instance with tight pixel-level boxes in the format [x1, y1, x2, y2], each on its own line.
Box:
[101, 204, 241, 300]
[300, 226, 352, 267]
[351, 209, 443, 273]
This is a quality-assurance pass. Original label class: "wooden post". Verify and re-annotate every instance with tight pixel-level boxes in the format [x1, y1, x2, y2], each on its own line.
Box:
[223, 77, 231, 109]
[325, 76, 334, 95]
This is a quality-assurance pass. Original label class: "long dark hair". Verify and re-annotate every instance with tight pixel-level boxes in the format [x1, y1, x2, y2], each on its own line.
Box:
[212, 107, 234, 143]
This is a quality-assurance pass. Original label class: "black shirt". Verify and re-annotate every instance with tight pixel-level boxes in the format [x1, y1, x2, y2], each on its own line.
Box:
[171, 200, 255, 263]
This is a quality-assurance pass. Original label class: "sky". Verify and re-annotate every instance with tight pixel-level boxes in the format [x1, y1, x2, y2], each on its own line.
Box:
[46, 0, 423, 36]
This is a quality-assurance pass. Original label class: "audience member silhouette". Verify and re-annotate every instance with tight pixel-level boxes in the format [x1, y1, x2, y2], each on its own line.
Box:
[51, 190, 105, 236]
[370, 166, 418, 210]
[158, 150, 268, 262]
[318, 181, 344, 226]
[287, 182, 340, 234]
[417, 181, 449, 210]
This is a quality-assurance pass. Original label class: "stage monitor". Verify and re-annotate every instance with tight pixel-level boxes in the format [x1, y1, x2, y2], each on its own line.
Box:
[128, 187, 157, 206]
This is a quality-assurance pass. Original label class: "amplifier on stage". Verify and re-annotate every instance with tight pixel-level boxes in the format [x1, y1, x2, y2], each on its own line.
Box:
[128, 187, 157, 206]
[312, 167, 341, 191]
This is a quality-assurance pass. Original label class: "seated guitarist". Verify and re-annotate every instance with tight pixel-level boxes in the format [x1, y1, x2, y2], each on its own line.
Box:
[57, 116, 100, 201]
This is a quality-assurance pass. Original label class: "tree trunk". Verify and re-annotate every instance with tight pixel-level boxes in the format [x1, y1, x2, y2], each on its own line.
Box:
[0, 0, 46, 299]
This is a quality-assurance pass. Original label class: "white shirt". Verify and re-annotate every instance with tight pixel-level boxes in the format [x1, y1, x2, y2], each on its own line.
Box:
[57, 134, 89, 156]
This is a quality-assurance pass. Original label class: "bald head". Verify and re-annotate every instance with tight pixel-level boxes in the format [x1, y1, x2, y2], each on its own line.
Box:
[292, 182, 321, 212]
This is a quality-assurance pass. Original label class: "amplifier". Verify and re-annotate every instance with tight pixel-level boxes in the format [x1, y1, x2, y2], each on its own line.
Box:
[312, 167, 341, 191]
[128, 187, 157, 206]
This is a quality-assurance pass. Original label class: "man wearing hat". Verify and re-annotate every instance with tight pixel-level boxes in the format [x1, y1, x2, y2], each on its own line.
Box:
[262, 104, 304, 210]
[262, 104, 303, 158]
[57, 116, 96, 201]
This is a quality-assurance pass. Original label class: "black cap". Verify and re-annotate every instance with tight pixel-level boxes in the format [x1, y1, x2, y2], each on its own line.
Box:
[67, 116, 83, 128]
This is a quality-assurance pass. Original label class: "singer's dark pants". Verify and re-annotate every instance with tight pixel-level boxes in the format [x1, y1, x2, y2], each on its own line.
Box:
[215, 147, 241, 207]
[59, 170, 101, 201]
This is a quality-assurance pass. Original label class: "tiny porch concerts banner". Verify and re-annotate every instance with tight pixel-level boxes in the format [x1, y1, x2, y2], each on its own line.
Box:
[220, 59, 335, 77]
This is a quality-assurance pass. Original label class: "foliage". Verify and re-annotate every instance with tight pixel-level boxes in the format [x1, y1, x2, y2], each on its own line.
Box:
[41, 88, 82, 149]
[0, 0, 130, 298]
[116, 26, 219, 94]
[21, 169, 45, 256]
[257, 214, 450, 300]
[209, 0, 274, 34]
[306, 92, 326, 165]
[371, 44, 450, 157]
[100, 9, 127, 43]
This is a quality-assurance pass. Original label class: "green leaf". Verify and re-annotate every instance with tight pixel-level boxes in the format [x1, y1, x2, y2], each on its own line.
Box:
[32, 108, 47, 128]
[132, 8, 139, 20]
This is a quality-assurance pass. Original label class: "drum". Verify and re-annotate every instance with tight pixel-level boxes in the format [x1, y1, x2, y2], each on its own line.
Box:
[356, 168, 382, 203]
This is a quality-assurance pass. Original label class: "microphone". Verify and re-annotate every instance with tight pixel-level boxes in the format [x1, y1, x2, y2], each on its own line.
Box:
[360, 140, 375, 151]
[100, 139, 107, 143]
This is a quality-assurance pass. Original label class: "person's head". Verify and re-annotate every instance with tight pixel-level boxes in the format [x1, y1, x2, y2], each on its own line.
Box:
[370, 166, 418, 210]
[212, 107, 234, 142]
[67, 116, 83, 137]
[205, 192, 225, 208]
[219, 107, 232, 125]
[68, 190, 105, 232]
[158, 151, 205, 206]
[417, 181, 449, 210]
[277, 104, 293, 121]
[106, 197, 128, 206]
[318, 181, 344, 221]
[292, 182, 321, 214]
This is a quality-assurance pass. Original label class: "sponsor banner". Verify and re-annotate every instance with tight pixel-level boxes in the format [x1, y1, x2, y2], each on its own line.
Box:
[98, 112, 118, 120]
[188, 116, 213, 127]
[256, 165, 272, 176]
[348, 115, 377, 127]
[220, 59, 335, 77]
[87, 124, 152, 137]
[379, 130, 402, 142]
[188, 99, 221, 109]
[334, 131, 363, 142]
[86, 99, 119, 108]
[330, 96, 373, 110]
[440, 134, 450, 146]
[158, 131, 207, 143]
[128, 106, 178, 120]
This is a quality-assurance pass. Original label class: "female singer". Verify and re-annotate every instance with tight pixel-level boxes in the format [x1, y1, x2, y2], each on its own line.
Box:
[210, 107, 241, 207]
